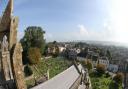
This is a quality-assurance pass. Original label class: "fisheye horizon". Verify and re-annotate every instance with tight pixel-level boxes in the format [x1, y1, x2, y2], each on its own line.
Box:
[0, 0, 128, 44]
[1, 0, 128, 89]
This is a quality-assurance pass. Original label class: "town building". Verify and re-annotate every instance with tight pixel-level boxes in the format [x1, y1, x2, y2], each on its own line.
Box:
[87, 51, 99, 68]
[91, 54, 99, 68]
[108, 60, 119, 73]
[119, 59, 128, 89]
[58, 46, 66, 53]
[98, 57, 109, 69]
[68, 49, 77, 60]
[108, 64, 118, 73]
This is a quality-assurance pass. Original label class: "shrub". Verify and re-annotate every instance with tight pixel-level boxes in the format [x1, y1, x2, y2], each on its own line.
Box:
[52, 46, 59, 57]
[28, 47, 42, 64]
[105, 72, 110, 78]
[24, 65, 33, 77]
[96, 64, 105, 76]
[85, 60, 92, 71]
[113, 73, 123, 84]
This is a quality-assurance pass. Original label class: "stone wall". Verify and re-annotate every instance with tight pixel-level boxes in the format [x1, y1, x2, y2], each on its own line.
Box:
[69, 74, 82, 89]
[9, 16, 18, 50]
[1, 51, 13, 81]
[0, 0, 26, 89]
[12, 43, 26, 89]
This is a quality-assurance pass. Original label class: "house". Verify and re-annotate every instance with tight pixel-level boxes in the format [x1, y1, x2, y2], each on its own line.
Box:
[58, 46, 66, 53]
[108, 60, 119, 73]
[68, 49, 77, 60]
[75, 48, 81, 54]
[120, 59, 128, 89]
[98, 57, 109, 69]
[91, 54, 99, 68]
[118, 60, 126, 72]
[125, 72, 128, 88]
[61, 48, 77, 60]
[47, 47, 54, 55]
[108, 64, 118, 73]
[113, 59, 128, 88]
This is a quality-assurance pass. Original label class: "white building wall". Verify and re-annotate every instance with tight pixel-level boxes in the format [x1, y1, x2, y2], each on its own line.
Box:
[108, 64, 118, 72]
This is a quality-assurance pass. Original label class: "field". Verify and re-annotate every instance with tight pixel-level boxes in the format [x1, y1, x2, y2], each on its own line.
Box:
[25, 57, 72, 88]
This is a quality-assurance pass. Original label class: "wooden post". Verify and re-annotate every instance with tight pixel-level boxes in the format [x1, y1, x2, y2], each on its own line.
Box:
[47, 69, 50, 80]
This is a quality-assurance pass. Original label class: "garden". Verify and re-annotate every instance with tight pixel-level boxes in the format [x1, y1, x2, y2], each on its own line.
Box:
[25, 57, 72, 88]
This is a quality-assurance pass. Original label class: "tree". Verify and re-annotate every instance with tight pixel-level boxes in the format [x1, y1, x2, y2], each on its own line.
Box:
[21, 26, 45, 54]
[85, 60, 92, 71]
[53, 41, 57, 44]
[24, 65, 33, 77]
[106, 50, 112, 60]
[52, 46, 59, 57]
[78, 47, 88, 57]
[99, 49, 105, 57]
[96, 64, 105, 76]
[20, 26, 45, 64]
[113, 73, 123, 84]
[28, 47, 42, 64]
[44, 41, 60, 57]
[44, 44, 48, 56]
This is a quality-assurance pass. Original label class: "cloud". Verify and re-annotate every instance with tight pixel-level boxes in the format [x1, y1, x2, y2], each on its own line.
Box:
[17, 31, 24, 41]
[77, 25, 89, 36]
[65, 24, 115, 42]
[64, 0, 128, 43]
[45, 33, 54, 42]
[45, 24, 116, 42]
[105, 0, 128, 44]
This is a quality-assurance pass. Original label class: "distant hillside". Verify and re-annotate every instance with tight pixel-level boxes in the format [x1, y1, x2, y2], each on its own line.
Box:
[59, 40, 128, 61]
[86, 40, 128, 48]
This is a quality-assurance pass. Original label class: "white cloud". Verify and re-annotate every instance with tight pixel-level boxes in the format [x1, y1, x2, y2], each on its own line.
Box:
[45, 24, 116, 42]
[64, 24, 115, 42]
[45, 33, 54, 42]
[104, 0, 128, 44]
[77, 25, 89, 36]
[17, 31, 24, 41]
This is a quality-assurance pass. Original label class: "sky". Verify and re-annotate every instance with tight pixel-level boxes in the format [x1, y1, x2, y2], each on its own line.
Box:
[0, 0, 128, 43]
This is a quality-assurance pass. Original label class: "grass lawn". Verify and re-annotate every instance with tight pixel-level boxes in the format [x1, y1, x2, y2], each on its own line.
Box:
[90, 72, 122, 89]
[26, 57, 72, 88]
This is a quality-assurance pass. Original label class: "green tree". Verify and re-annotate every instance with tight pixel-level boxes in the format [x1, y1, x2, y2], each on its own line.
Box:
[45, 41, 60, 57]
[99, 49, 105, 56]
[28, 47, 42, 64]
[44, 44, 48, 56]
[96, 64, 105, 76]
[85, 60, 92, 71]
[52, 46, 60, 57]
[106, 50, 112, 60]
[21, 26, 45, 54]
[53, 41, 57, 44]
[113, 73, 123, 84]
[24, 65, 33, 77]
[20, 26, 45, 64]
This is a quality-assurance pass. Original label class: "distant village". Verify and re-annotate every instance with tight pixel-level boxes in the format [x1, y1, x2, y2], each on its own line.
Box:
[45, 41, 128, 88]
[47, 42, 128, 73]
[1, 0, 128, 89]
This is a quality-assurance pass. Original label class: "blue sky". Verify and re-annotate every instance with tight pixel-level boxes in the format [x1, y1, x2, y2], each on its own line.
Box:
[1, 0, 128, 43]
